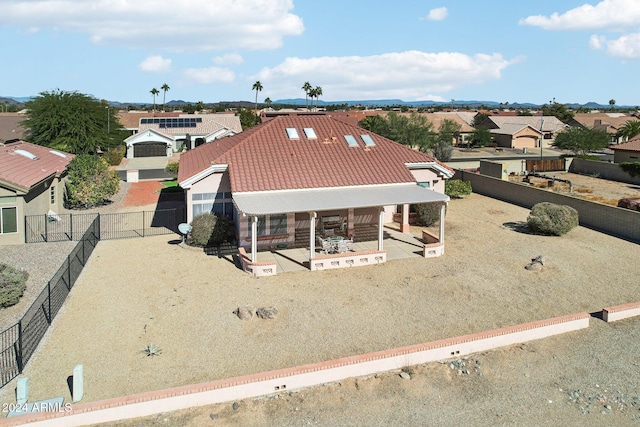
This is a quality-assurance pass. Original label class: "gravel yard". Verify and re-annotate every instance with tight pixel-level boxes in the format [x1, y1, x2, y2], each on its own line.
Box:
[1, 192, 639, 426]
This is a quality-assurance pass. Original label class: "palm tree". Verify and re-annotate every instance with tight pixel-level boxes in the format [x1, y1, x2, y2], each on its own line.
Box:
[195, 101, 205, 112]
[618, 120, 640, 141]
[150, 88, 159, 112]
[302, 81, 312, 110]
[161, 83, 170, 112]
[264, 97, 272, 109]
[609, 99, 616, 110]
[313, 86, 323, 109]
[252, 81, 263, 111]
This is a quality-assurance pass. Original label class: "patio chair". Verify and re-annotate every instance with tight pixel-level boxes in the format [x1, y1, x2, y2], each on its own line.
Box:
[337, 240, 349, 254]
[317, 236, 332, 254]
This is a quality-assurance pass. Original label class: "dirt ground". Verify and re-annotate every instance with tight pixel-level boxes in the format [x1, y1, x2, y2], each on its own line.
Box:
[2, 192, 639, 426]
[509, 171, 640, 206]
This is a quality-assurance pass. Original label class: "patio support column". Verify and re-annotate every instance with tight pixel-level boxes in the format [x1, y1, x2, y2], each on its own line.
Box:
[378, 207, 385, 251]
[309, 211, 317, 260]
[439, 203, 446, 244]
[347, 208, 355, 238]
[251, 216, 258, 263]
[401, 203, 410, 233]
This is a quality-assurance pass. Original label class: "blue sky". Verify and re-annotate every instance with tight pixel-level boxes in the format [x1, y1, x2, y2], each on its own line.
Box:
[1, 0, 639, 105]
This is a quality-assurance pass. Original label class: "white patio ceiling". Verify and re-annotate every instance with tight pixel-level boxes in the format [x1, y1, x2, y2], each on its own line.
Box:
[232, 184, 449, 216]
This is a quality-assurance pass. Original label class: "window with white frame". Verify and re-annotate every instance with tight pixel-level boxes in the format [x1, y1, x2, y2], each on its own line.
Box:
[417, 181, 431, 189]
[192, 192, 234, 219]
[0, 206, 17, 234]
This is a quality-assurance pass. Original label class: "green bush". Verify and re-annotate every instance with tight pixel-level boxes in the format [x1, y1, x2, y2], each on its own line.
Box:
[165, 162, 179, 178]
[66, 154, 120, 208]
[527, 202, 579, 236]
[188, 213, 231, 247]
[105, 145, 125, 166]
[0, 263, 28, 308]
[445, 179, 472, 198]
[620, 162, 640, 178]
[414, 203, 444, 226]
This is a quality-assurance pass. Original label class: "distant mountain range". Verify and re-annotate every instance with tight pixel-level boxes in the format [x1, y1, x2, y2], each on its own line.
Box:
[0, 96, 635, 110]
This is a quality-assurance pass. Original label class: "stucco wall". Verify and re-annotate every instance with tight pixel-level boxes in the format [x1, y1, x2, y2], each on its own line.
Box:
[613, 150, 640, 163]
[454, 169, 640, 243]
[569, 158, 640, 185]
[185, 172, 230, 223]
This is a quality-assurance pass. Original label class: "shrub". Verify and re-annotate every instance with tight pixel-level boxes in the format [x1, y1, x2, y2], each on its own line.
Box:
[165, 162, 179, 178]
[0, 263, 28, 308]
[527, 202, 579, 236]
[66, 154, 120, 208]
[414, 203, 444, 226]
[188, 213, 231, 247]
[445, 179, 472, 198]
[105, 145, 125, 166]
[620, 162, 640, 178]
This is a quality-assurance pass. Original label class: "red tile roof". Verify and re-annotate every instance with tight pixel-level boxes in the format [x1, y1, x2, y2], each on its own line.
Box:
[611, 135, 640, 152]
[0, 141, 73, 192]
[179, 115, 453, 193]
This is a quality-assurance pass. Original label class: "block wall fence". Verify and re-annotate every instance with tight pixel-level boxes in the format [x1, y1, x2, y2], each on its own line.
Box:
[0, 312, 590, 427]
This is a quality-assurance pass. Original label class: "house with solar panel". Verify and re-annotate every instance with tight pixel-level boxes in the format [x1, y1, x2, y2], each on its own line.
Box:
[178, 114, 454, 276]
[123, 114, 242, 158]
[0, 141, 73, 245]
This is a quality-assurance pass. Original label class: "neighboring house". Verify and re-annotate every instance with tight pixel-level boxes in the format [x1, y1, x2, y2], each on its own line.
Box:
[611, 136, 640, 163]
[0, 113, 26, 143]
[568, 113, 640, 144]
[480, 116, 566, 149]
[124, 113, 242, 158]
[0, 141, 73, 245]
[178, 114, 454, 275]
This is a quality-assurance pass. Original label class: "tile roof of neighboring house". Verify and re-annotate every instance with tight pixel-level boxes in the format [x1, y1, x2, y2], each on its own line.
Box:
[0, 141, 73, 192]
[611, 135, 640, 152]
[116, 111, 179, 129]
[138, 113, 242, 137]
[0, 113, 27, 143]
[179, 115, 453, 193]
[490, 123, 541, 136]
[570, 113, 640, 132]
[486, 116, 566, 133]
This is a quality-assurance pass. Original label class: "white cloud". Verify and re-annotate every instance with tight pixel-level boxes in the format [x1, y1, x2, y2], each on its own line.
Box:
[253, 50, 516, 101]
[138, 55, 172, 73]
[519, 0, 640, 31]
[590, 32, 640, 58]
[425, 7, 448, 21]
[0, 0, 304, 51]
[184, 67, 235, 84]
[212, 53, 244, 66]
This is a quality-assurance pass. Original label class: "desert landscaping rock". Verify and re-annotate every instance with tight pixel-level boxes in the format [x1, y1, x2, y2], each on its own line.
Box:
[256, 306, 278, 319]
[234, 306, 254, 320]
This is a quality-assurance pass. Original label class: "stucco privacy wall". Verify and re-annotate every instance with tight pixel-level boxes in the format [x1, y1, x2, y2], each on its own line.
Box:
[1, 312, 589, 427]
[454, 170, 640, 244]
[569, 158, 640, 186]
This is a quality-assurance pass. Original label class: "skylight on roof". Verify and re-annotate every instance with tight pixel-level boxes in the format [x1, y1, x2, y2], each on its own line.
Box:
[360, 134, 376, 147]
[303, 128, 317, 139]
[14, 149, 38, 160]
[49, 150, 67, 158]
[344, 135, 358, 147]
[286, 128, 300, 139]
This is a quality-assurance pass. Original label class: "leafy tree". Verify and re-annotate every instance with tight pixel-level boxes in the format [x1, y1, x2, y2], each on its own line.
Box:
[542, 102, 574, 123]
[195, 101, 205, 112]
[617, 120, 640, 140]
[431, 119, 461, 161]
[302, 81, 312, 109]
[252, 81, 263, 111]
[264, 97, 272, 108]
[468, 128, 492, 147]
[445, 180, 472, 198]
[66, 154, 120, 208]
[22, 90, 123, 154]
[358, 112, 434, 152]
[150, 88, 159, 111]
[359, 115, 390, 136]
[609, 99, 616, 110]
[237, 107, 260, 129]
[472, 113, 489, 128]
[552, 127, 609, 155]
[161, 83, 170, 111]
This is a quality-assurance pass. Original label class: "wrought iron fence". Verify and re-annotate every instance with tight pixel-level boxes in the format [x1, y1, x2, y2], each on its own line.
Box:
[25, 208, 184, 243]
[0, 217, 99, 389]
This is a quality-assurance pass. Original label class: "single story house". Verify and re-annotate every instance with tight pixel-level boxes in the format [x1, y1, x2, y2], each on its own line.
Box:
[0, 112, 26, 144]
[123, 113, 242, 158]
[611, 136, 640, 163]
[0, 141, 73, 245]
[178, 114, 454, 275]
[568, 113, 640, 144]
[480, 115, 566, 149]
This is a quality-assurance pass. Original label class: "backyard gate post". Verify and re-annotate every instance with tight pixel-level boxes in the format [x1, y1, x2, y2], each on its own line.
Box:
[16, 320, 23, 373]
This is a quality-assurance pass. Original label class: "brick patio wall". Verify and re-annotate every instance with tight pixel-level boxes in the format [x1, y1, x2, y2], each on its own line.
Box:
[602, 301, 640, 322]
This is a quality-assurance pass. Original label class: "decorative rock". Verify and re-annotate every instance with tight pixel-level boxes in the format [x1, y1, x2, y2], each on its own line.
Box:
[525, 261, 543, 271]
[234, 306, 254, 320]
[256, 306, 279, 319]
[232, 402, 239, 411]
[400, 371, 411, 380]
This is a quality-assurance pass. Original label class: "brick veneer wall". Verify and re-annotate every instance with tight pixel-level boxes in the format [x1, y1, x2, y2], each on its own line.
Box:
[0, 312, 589, 427]
[453, 170, 640, 243]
